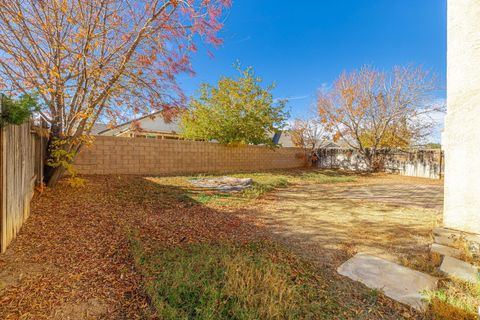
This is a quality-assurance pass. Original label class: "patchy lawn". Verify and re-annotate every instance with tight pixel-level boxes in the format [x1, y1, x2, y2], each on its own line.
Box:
[147, 169, 356, 207]
[0, 169, 421, 319]
[5, 169, 476, 319]
[427, 278, 480, 320]
[130, 239, 344, 319]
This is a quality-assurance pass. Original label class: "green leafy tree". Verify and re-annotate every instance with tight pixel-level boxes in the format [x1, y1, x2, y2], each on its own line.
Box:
[181, 66, 289, 147]
[0, 94, 38, 127]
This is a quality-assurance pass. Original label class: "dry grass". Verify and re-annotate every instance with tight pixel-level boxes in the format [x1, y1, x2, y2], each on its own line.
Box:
[398, 241, 479, 320]
[129, 237, 416, 320]
[256, 180, 442, 269]
[130, 239, 319, 319]
[0, 170, 445, 319]
[427, 279, 480, 320]
[147, 169, 356, 207]
[399, 252, 443, 274]
[453, 238, 478, 266]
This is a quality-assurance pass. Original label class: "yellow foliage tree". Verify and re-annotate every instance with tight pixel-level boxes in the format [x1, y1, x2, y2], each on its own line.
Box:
[318, 65, 443, 171]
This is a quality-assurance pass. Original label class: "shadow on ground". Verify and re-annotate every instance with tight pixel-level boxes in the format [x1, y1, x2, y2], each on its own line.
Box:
[253, 180, 443, 268]
[0, 174, 437, 319]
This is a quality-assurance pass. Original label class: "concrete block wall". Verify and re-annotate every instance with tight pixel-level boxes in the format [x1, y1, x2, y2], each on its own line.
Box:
[73, 136, 306, 175]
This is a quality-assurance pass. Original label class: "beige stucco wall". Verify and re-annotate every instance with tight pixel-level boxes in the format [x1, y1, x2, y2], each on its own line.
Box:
[444, 0, 480, 234]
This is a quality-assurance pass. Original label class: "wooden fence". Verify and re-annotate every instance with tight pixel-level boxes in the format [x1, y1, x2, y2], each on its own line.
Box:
[0, 121, 45, 253]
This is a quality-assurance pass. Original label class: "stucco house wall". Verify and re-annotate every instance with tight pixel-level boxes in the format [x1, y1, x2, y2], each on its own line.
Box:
[444, 0, 480, 234]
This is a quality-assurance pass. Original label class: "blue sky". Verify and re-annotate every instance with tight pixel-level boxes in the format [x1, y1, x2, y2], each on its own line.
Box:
[179, 0, 447, 141]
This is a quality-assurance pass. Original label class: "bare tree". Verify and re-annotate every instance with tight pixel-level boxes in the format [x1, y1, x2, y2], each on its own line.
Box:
[317, 65, 443, 171]
[0, 0, 230, 185]
[290, 118, 328, 166]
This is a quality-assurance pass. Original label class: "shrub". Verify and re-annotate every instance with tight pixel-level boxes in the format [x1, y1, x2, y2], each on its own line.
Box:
[0, 94, 38, 127]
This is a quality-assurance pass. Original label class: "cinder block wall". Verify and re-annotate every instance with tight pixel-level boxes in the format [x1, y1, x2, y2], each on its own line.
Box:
[73, 136, 306, 175]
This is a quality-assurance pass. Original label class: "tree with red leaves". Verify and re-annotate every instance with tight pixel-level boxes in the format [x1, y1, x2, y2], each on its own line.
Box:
[0, 0, 231, 186]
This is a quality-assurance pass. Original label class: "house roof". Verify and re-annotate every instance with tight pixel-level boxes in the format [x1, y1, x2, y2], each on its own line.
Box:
[91, 123, 109, 135]
[97, 110, 171, 135]
[322, 141, 341, 148]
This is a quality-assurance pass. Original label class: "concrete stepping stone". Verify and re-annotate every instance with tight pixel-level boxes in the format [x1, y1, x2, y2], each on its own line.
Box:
[434, 235, 456, 247]
[440, 256, 479, 284]
[337, 253, 438, 311]
[433, 227, 480, 257]
[431, 243, 461, 258]
[433, 227, 480, 244]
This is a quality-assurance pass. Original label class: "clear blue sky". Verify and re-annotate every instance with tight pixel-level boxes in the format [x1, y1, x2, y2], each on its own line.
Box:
[179, 0, 447, 122]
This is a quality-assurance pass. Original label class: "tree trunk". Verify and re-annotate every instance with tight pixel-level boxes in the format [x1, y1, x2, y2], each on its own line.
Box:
[43, 118, 86, 187]
[43, 134, 66, 187]
[363, 149, 373, 172]
[45, 165, 66, 187]
[362, 149, 382, 173]
[364, 149, 386, 173]
[43, 132, 75, 187]
[44, 139, 80, 187]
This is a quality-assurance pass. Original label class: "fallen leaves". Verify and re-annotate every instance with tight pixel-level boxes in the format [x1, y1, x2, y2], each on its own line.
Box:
[0, 173, 429, 319]
[0, 175, 258, 319]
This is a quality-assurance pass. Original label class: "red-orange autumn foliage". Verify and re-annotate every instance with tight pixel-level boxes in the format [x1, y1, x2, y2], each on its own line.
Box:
[0, 0, 231, 185]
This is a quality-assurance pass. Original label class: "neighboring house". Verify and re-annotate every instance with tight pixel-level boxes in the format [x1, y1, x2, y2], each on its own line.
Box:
[322, 139, 354, 149]
[322, 141, 342, 149]
[276, 131, 296, 147]
[98, 111, 295, 146]
[97, 111, 183, 140]
[91, 123, 109, 135]
[279, 130, 351, 149]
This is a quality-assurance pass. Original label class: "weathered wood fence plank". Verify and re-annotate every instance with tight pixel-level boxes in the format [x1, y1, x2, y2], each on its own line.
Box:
[0, 121, 44, 253]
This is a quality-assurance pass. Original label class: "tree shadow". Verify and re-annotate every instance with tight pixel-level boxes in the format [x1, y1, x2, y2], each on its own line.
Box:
[0, 174, 431, 319]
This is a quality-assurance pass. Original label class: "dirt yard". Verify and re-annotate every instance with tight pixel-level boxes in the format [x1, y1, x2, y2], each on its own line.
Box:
[256, 174, 444, 268]
[0, 171, 445, 319]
